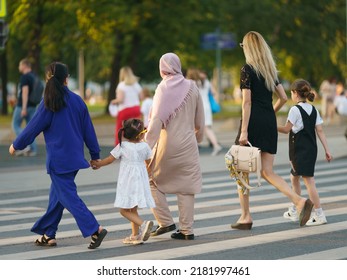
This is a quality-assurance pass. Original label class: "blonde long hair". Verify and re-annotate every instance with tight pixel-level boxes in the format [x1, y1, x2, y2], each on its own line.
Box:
[242, 31, 278, 92]
[119, 66, 139, 85]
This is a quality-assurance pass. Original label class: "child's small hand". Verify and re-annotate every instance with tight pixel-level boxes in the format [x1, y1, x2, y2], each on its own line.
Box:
[90, 159, 101, 170]
[326, 152, 333, 162]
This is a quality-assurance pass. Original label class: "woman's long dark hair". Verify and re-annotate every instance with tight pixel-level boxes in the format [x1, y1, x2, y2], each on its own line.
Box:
[44, 62, 69, 112]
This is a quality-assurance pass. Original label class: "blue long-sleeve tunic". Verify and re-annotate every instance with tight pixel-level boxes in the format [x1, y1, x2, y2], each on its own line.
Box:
[13, 87, 100, 174]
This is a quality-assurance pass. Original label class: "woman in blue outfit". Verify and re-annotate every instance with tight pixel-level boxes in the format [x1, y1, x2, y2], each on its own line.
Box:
[9, 62, 107, 249]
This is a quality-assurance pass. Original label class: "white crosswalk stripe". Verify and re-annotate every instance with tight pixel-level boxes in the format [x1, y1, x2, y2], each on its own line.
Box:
[0, 158, 346, 260]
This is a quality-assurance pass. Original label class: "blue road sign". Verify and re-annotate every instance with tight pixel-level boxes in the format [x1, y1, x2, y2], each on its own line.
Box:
[201, 32, 236, 50]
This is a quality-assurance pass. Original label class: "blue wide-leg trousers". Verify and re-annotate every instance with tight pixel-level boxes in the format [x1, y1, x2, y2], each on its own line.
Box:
[31, 170, 99, 238]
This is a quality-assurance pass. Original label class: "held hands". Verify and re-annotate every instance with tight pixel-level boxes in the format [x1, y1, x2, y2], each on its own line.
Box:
[90, 159, 101, 170]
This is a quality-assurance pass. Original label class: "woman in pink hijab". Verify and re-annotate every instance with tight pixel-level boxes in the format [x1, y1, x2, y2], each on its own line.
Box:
[145, 53, 205, 240]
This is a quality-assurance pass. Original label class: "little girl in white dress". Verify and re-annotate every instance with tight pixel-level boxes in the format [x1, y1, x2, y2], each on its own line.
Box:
[91, 118, 155, 245]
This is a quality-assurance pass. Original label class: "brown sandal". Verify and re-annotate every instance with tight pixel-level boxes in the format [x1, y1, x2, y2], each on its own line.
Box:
[35, 235, 57, 247]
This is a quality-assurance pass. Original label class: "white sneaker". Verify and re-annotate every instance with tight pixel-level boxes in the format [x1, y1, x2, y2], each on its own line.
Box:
[122, 235, 143, 245]
[140, 220, 153, 242]
[283, 206, 299, 222]
[306, 213, 327, 226]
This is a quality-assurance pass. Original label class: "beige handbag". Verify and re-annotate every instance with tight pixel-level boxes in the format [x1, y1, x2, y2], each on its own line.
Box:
[225, 141, 262, 191]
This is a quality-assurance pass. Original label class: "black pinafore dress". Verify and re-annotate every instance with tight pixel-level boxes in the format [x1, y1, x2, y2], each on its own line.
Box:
[289, 104, 317, 177]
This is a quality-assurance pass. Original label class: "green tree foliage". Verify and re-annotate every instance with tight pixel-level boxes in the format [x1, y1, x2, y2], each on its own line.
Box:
[2, 0, 346, 114]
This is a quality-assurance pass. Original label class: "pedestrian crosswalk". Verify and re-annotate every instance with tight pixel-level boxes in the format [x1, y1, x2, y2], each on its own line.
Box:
[0, 158, 346, 261]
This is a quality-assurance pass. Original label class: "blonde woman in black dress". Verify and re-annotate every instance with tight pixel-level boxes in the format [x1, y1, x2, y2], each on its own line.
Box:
[232, 31, 314, 229]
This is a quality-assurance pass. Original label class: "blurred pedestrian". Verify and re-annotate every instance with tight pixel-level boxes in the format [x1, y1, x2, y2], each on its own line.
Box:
[145, 53, 205, 240]
[319, 77, 337, 123]
[140, 87, 153, 128]
[334, 82, 347, 116]
[12, 58, 38, 156]
[186, 68, 222, 156]
[9, 62, 107, 249]
[278, 79, 332, 226]
[232, 31, 313, 230]
[334, 82, 347, 140]
[91, 118, 155, 245]
[111, 66, 142, 145]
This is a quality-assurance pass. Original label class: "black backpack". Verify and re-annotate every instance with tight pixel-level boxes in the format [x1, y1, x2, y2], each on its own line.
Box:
[29, 75, 44, 105]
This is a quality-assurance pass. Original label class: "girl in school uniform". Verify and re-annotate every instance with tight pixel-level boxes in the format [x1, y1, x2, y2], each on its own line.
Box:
[9, 62, 107, 249]
[278, 79, 333, 226]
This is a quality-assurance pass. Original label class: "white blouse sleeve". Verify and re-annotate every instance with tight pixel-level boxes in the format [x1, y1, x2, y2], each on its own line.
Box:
[287, 106, 300, 126]
[315, 108, 324, 126]
[110, 144, 122, 159]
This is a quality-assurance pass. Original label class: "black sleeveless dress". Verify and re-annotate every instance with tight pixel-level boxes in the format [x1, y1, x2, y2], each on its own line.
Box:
[289, 104, 318, 176]
[235, 64, 278, 154]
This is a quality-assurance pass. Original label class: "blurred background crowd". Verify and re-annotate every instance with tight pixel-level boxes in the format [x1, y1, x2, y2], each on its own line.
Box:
[0, 0, 346, 127]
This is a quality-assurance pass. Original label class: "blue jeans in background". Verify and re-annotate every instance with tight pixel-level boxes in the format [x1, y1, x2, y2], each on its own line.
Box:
[12, 106, 38, 153]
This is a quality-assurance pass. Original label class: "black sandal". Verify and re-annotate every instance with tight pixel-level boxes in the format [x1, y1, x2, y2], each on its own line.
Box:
[35, 235, 57, 247]
[88, 228, 107, 249]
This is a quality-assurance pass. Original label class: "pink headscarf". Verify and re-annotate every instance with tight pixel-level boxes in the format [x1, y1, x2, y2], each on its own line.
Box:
[150, 53, 192, 127]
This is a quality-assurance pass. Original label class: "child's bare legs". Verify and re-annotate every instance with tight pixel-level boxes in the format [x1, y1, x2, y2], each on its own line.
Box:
[285, 174, 302, 213]
[302, 176, 321, 209]
[120, 207, 143, 236]
[290, 174, 321, 208]
[302, 176, 326, 225]
[120, 207, 154, 242]
[291, 174, 301, 196]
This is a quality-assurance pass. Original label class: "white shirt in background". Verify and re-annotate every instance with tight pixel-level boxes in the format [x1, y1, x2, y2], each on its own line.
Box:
[141, 97, 153, 127]
[116, 81, 142, 111]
